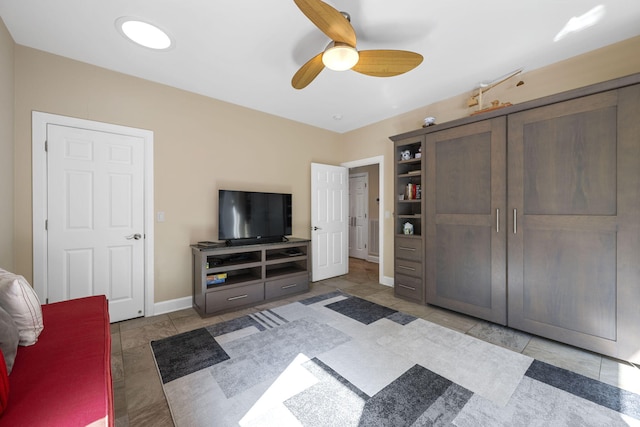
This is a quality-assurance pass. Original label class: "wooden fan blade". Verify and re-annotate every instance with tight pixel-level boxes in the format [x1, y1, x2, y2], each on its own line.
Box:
[292, 52, 325, 89]
[352, 50, 423, 77]
[293, 0, 356, 46]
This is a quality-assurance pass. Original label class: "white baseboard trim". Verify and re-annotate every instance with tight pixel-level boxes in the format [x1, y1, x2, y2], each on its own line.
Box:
[367, 255, 380, 263]
[153, 296, 192, 316]
[381, 275, 394, 287]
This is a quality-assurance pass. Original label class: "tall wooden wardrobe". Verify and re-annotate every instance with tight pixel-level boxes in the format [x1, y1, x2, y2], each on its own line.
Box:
[390, 73, 640, 363]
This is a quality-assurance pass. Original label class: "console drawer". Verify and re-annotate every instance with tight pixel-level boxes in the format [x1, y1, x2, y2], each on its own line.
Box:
[395, 237, 423, 262]
[206, 282, 264, 313]
[265, 274, 309, 300]
[395, 274, 423, 301]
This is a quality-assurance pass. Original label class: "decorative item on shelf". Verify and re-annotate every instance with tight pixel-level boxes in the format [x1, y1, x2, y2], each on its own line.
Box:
[405, 183, 417, 200]
[416, 184, 422, 200]
[403, 222, 414, 235]
[415, 145, 422, 158]
[422, 116, 436, 128]
[470, 100, 514, 116]
[467, 68, 523, 116]
[398, 194, 405, 201]
[400, 149, 412, 161]
[206, 273, 227, 285]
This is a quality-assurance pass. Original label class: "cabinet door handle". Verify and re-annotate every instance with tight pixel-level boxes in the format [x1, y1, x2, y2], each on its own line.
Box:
[398, 265, 416, 271]
[227, 294, 248, 301]
[513, 209, 517, 234]
[281, 284, 298, 289]
[496, 208, 500, 233]
[398, 246, 416, 251]
[397, 284, 416, 291]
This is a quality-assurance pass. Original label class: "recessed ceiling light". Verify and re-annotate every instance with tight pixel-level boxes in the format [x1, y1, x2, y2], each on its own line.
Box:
[116, 17, 173, 50]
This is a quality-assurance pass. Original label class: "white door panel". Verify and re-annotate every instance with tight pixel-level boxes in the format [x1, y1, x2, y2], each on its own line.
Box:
[311, 163, 348, 281]
[349, 174, 368, 259]
[47, 124, 145, 322]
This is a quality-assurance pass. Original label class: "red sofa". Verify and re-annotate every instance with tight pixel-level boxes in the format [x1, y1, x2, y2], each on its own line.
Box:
[1, 295, 114, 426]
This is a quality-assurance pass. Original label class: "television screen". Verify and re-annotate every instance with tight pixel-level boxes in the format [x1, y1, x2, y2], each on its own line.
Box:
[218, 190, 292, 242]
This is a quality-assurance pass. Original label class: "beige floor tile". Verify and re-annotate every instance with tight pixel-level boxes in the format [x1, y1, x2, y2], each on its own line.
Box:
[122, 343, 157, 377]
[425, 307, 479, 333]
[110, 322, 120, 334]
[167, 307, 198, 320]
[522, 336, 602, 380]
[118, 314, 172, 332]
[128, 400, 174, 427]
[120, 319, 178, 350]
[599, 356, 640, 394]
[171, 312, 224, 334]
[111, 351, 124, 382]
[113, 379, 128, 420]
[111, 331, 122, 354]
[124, 366, 166, 412]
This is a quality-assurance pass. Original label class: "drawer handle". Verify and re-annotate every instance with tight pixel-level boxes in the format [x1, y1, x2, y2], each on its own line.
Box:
[398, 246, 416, 251]
[281, 283, 298, 289]
[227, 294, 248, 301]
[398, 265, 416, 271]
[397, 284, 416, 291]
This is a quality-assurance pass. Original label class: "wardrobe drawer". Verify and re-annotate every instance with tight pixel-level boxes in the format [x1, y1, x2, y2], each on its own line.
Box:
[395, 274, 423, 301]
[395, 237, 423, 261]
[395, 259, 422, 278]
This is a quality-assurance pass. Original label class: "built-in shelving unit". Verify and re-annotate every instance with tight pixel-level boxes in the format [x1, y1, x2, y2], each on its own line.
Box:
[393, 136, 425, 303]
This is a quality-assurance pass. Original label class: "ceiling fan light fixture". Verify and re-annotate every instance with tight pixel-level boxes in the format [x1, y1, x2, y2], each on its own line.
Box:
[322, 42, 359, 71]
[117, 17, 173, 50]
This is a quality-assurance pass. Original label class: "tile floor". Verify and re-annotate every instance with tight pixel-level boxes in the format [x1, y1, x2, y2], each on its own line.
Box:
[111, 258, 640, 426]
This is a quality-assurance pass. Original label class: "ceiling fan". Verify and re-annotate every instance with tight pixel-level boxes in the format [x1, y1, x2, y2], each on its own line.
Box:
[291, 0, 424, 89]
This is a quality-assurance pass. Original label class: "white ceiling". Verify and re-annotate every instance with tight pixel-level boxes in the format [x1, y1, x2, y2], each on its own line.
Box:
[1, 1, 639, 133]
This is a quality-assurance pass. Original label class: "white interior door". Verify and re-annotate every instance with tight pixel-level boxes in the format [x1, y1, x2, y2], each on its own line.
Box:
[46, 124, 145, 322]
[349, 173, 368, 259]
[311, 163, 348, 281]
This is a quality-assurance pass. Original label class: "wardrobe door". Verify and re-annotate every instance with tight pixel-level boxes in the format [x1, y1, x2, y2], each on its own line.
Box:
[508, 87, 640, 361]
[425, 117, 507, 324]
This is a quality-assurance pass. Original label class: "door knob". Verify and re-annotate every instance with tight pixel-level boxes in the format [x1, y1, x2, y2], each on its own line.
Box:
[126, 233, 142, 240]
[312, 226, 322, 231]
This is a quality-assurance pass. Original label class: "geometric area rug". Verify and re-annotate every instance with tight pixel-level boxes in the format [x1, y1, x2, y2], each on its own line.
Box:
[150, 291, 640, 426]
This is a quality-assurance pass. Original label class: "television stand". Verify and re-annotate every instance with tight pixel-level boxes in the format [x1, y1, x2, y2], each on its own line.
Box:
[191, 237, 311, 316]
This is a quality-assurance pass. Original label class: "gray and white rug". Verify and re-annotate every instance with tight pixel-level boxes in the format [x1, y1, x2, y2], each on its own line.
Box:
[150, 291, 640, 426]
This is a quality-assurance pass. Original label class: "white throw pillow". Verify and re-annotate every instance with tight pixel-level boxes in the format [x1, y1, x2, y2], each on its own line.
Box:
[0, 269, 44, 346]
[0, 305, 19, 373]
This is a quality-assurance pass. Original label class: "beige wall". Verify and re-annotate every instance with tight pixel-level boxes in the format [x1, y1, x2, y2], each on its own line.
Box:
[0, 18, 14, 270]
[341, 35, 640, 279]
[6, 34, 640, 306]
[13, 46, 342, 302]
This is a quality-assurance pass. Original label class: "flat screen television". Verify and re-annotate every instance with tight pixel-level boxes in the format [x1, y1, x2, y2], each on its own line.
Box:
[218, 190, 292, 245]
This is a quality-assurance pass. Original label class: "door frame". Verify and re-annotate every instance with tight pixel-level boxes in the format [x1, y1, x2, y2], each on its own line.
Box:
[342, 156, 388, 286]
[31, 111, 155, 317]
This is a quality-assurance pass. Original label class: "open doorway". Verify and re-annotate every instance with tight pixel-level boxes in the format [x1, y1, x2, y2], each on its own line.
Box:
[341, 156, 386, 286]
